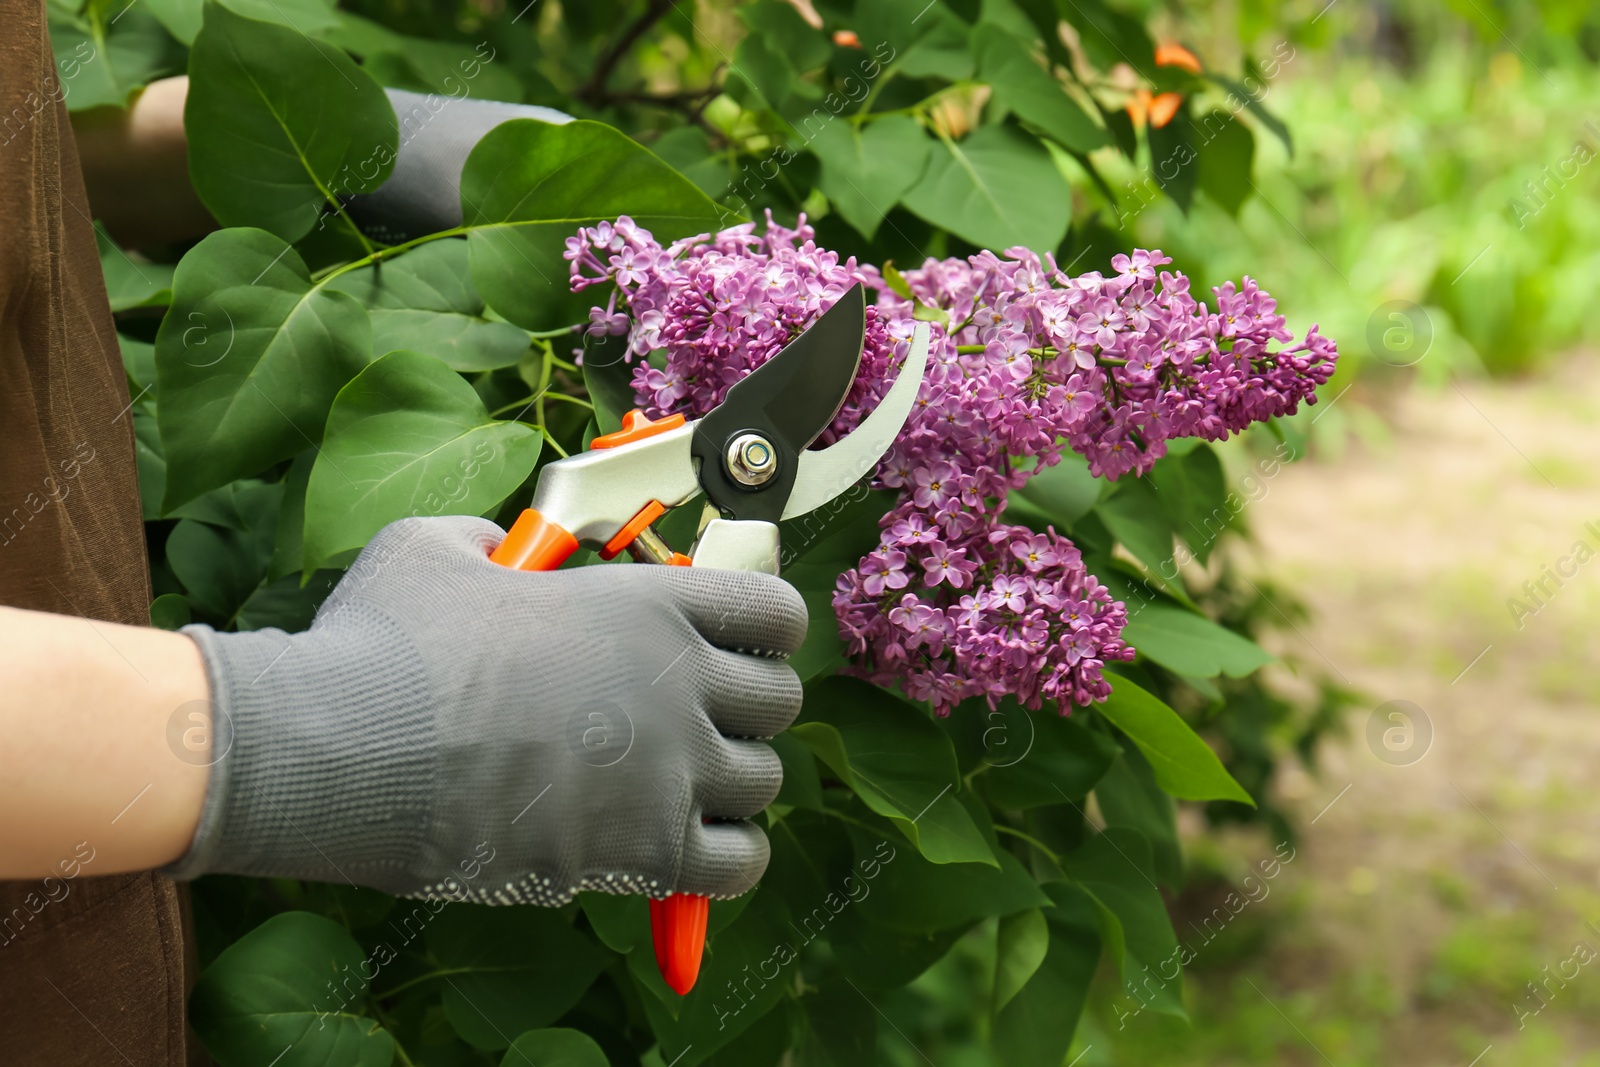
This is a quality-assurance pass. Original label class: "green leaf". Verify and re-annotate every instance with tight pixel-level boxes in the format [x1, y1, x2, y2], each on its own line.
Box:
[649, 126, 730, 201]
[991, 882, 1100, 1065]
[363, 39, 524, 106]
[577, 891, 649, 954]
[807, 116, 932, 241]
[739, 0, 831, 72]
[879, 261, 949, 330]
[771, 731, 824, 811]
[1094, 475, 1172, 574]
[303, 350, 543, 572]
[577, 330, 633, 436]
[973, 24, 1109, 154]
[979, 701, 1121, 809]
[844, 813, 1048, 933]
[1205, 73, 1293, 155]
[1146, 108, 1197, 213]
[150, 592, 192, 630]
[50, 7, 186, 112]
[268, 451, 314, 581]
[426, 904, 610, 1051]
[497, 1028, 608, 1067]
[166, 481, 280, 623]
[143, 0, 339, 45]
[994, 907, 1049, 1014]
[796, 985, 876, 1067]
[186, 2, 396, 241]
[1067, 828, 1186, 1018]
[728, 31, 797, 112]
[901, 124, 1072, 252]
[1095, 746, 1182, 885]
[327, 240, 531, 372]
[1194, 109, 1255, 216]
[235, 571, 338, 631]
[155, 228, 372, 510]
[1065, 0, 1155, 78]
[189, 911, 394, 1067]
[460, 120, 727, 332]
[1094, 675, 1253, 805]
[1123, 603, 1273, 679]
[119, 331, 159, 392]
[131, 406, 166, 520]
[98, 224, 175, 310]
[793, 677, 996, 865]
[1150, 443, 1228, 563]
[1015, 450, 1104, 527]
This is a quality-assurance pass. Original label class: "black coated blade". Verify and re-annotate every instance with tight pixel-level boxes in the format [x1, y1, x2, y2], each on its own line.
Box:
[692, 283, 866, 522]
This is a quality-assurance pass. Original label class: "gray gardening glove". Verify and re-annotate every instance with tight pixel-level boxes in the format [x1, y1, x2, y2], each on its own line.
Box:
[163, 516, 807, 905]
[345, 89, 574, 244]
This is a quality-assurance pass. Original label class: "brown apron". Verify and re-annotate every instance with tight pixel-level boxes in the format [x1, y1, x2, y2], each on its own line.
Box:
[0, 7, 192, 1063]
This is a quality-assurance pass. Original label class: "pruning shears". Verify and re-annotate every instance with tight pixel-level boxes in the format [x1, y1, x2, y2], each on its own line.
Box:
[488, 283, 930, 994]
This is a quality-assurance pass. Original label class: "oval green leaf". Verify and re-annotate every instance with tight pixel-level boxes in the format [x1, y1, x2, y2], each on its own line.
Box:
[1123, 603, 1274, 679]
[498, 1029, 609, 1067]
[189, 911, 395, 1067]
[425, 904, 610, 1051]
[900, 124, 1071, 253]
[155, 228, 372, 510]
[808, 115, 933, 241]
[186, 1, 396, 241]
[974, 24, 1110, 154]
[792, 677, 996, 866]
[303, 350, 543, 572]
[327, 240, 532, 372]
[459, 119, 727, 331]
[1093, 675, 1254, 805]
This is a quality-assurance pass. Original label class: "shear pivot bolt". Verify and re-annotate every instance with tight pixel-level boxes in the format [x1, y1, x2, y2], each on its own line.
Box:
[727, 433, 777, 486]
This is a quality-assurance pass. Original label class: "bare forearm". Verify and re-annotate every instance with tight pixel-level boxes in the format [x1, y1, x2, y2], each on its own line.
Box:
[0, 606, 211, 878]
[70, 76, 216, 249]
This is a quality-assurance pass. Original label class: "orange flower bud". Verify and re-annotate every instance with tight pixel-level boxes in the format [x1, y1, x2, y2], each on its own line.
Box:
[833, 29, 861, 48]
[1148, 92, 1183, 128]
[1126, 87, 1151, 127]
[1154, 43, 1202, 74]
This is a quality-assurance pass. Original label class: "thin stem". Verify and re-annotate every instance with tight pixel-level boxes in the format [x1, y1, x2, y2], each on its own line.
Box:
[993, 824, 1063, 868]
[854, 62, 899, 117]
[490, 395, 540, 418]
[312, 226, 470, 284]
[544, 435, 570, 459]
[371, 966, 473, 1001]
[545, 391, 594, 410]
[338, 209, 377, 259]
[819, 806, 896, 840]
[577, 0, 674, 104]
[534, 339, 553, 428]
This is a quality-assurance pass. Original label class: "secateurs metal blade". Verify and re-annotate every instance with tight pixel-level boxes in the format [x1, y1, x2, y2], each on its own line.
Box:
[488, 282, 930, 995]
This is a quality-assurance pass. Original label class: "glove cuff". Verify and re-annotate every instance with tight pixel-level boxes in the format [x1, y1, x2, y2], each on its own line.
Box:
[162, 606, 436, 884]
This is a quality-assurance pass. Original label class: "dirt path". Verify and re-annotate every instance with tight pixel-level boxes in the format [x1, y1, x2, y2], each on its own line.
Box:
[1116, 366, 1600, 1065]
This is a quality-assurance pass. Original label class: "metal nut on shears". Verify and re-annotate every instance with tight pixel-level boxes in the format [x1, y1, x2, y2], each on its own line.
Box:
[725, 433, 778, 487]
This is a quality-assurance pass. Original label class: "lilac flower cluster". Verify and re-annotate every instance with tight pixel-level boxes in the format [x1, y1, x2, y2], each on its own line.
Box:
[565, 215, 1337, 716]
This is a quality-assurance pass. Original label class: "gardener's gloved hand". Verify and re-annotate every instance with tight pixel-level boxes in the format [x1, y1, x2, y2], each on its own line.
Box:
[344, 89, 574, 244]
[163, 516, 807, 905]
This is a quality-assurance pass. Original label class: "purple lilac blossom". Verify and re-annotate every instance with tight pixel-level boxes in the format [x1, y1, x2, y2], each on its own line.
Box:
[565, 214, 1337, 715]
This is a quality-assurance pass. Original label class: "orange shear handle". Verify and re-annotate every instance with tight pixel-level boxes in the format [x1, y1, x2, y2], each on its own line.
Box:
[489, 506, 709, 997]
